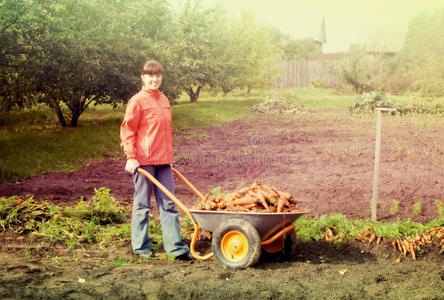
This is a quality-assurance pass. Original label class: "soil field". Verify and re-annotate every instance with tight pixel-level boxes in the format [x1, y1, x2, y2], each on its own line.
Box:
[1, 111, 443, 299]
[1, 237, 443, 299]
[1, 111, 443, 222]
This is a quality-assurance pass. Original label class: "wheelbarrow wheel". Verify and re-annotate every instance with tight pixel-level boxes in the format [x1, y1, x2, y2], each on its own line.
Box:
[212, 219, 261, 269]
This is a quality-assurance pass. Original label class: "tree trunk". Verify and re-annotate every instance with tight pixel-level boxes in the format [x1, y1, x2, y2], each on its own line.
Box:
[70, 106, 80, 127]
[186, 86, 202, 103]
[222, 87, 232, 96]
[68, 95, 94, 127]
[247, 86, 251, 95]
[53, 101, 67, 127]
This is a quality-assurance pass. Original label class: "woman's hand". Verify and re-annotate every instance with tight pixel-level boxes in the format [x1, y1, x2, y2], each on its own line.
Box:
[125, 159, 140, 175]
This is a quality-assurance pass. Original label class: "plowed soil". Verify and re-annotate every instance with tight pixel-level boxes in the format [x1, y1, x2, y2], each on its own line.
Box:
[1, 111, 443, 299]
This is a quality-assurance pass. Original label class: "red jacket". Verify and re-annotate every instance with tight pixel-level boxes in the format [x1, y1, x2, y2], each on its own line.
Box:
[120, 89, 174, 165]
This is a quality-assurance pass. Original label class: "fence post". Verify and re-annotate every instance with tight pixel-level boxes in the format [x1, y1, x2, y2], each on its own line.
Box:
[371, 108, 396, 222]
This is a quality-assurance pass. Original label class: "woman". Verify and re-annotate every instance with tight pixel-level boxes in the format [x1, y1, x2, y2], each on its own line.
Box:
[120, 60, 191, 260]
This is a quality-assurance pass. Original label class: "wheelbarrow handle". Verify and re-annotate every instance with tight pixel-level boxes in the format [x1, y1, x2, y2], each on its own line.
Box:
[171, 167, 205, 201]
[136, 167, 214, 261]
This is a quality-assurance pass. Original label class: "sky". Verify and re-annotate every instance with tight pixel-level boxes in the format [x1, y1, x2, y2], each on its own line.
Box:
[210, 0, 444, 53]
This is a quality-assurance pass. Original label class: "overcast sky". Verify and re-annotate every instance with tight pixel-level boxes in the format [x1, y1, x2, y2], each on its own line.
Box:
[210, 0, 444, 53]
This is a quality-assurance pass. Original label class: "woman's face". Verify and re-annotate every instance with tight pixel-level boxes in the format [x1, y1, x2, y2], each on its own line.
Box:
[141, 73, 162, 90]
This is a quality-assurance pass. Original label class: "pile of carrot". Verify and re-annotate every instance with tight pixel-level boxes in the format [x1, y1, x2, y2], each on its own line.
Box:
[194, 181, 301, 213]
[354, 226, 444, 260]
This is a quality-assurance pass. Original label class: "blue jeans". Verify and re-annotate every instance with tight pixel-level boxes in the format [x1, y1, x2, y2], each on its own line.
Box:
[131, 164, 189, 256]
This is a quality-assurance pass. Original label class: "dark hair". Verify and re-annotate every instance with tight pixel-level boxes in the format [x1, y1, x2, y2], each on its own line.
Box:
[141, 60, 163, 75]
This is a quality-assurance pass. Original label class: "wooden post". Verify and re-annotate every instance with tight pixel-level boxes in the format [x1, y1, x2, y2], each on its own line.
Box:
[371, 108, 396, 222]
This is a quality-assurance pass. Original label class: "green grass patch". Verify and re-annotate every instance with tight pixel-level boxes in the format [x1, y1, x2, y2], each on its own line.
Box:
[112, 256, 134, 267]
[273, 88, 355, 110]
[172, 97, 262, 129]
[0, 106, 123, 183]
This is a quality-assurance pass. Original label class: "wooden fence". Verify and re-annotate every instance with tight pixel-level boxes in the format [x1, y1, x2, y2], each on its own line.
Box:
[274, 60, 338, 88]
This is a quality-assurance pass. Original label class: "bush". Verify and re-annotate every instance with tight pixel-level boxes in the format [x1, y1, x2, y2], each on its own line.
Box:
[252, 94, 304, 114]
[349, 91, 444, 115]
[411, 79, 444, 98]
[349, 92, 401, 114]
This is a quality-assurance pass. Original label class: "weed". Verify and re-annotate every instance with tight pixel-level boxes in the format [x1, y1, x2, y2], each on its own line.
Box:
[413, 202, 422, 216]
[179, 216, 194, 238]
[209, 186, 225, 198]
[435, 199, 444, 217]
[24, 247, 32, 260]
[52, 256, 64, 264]
[148, 220, 163, 252]
[64, 187, 127, 224]
[390, 200, 400, 215]
[0, 196, 60, 233]
[1, 188, 132, 251]
[112, 256, 134, 267]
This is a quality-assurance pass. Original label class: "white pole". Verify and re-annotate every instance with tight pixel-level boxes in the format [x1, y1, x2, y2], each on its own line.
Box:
[371, 108, 396, 222]
[371, 110, 382, 222]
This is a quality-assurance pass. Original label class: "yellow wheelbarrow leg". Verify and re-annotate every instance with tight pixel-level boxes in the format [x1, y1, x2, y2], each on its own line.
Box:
[261, 224, 295, 253]
[137, 168, 213, 261]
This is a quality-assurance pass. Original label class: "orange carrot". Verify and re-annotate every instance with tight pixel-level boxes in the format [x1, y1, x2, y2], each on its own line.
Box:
[409, 241, 416, 260]
[257, 192, 270, 211]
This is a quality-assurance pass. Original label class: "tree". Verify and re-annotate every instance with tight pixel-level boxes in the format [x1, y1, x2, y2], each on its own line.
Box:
[168, 0, 227, 102]
[269, 28, 321, 61]
[392, 8, 444, 96]
[335, 47, 391, 94]
[234, 15, 281, 93]
[0, 0, 43, 111]
[0, 0, 174, 126]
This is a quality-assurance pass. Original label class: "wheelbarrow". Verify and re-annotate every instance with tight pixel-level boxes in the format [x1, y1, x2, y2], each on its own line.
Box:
[137, 167, 307, 269]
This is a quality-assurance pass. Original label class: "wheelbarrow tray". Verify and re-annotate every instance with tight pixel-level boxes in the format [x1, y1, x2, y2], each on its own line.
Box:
[189, 209, 307, 238]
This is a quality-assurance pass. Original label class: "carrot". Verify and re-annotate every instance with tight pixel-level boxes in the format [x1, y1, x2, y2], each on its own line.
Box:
[327, 228, 334, 238]
[231, 198, 258, 206]
[368, 234, 376, 244]
[257, 192, 270, 211]
[392, 240, 397, 250]
[409, 241, 416, 260]
[415, 232, 421, 241]
[202, 193, 209, 204]
[402, 240, 409, 256]
[277, 190, 291, 200]
[356, 235, 367, 243]
[376, 236, 382, 244]
[396, 239, 402, 252]
[277, 198, 285, 213]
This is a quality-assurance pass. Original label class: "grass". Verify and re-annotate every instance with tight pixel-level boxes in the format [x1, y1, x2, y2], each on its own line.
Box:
[0, 105, 123, 183]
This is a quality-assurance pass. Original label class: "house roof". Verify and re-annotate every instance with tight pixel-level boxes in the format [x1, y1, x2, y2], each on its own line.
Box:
[366, 24, 408, 53]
